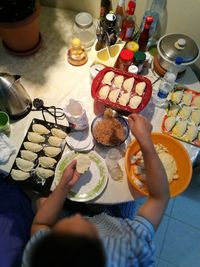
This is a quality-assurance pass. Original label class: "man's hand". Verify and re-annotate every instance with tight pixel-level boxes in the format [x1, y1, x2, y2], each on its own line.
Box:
[58, 160, 80, 193]
[128, 113, 153, 149]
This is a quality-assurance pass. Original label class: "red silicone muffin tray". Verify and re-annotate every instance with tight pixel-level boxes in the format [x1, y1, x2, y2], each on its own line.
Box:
[91, 67, 152, 114]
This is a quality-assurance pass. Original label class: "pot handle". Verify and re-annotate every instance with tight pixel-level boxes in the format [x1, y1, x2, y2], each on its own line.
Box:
[14, 75, 21, 81]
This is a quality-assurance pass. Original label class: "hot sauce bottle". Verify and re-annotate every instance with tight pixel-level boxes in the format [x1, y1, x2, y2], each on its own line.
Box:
[138, 16, 154, 51]
[120, 0, 136, 42]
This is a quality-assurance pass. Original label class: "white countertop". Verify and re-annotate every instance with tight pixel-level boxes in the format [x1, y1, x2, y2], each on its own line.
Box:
[0, 6, 200, 204]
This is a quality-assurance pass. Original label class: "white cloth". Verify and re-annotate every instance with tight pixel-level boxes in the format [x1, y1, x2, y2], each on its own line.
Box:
[0, 133, 16, 163]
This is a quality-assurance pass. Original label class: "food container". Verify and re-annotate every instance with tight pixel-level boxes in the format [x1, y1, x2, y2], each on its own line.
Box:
[91, 67, 152, 115]
[125, 132, 192, 197]
[157, 33, 199, 73]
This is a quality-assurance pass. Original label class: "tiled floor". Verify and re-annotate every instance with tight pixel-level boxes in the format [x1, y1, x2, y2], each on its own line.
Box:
[136, 165, 200, 267]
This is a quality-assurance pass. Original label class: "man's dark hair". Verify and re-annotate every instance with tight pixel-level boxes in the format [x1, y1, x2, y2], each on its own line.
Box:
[30, 232, 106, 267]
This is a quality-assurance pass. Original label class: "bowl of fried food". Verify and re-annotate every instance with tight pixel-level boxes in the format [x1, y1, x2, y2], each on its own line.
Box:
[125, 132, 192, 197]
[91, 109, 129, 147]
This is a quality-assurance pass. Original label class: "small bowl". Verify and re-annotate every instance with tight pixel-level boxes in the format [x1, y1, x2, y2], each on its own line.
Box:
[91, 114, 129, 147]
[125, 132, 192, 197]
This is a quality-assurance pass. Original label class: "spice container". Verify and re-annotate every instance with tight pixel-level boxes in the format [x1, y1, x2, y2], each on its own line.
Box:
[72, 12, 96, 50]
[67, 38, 88, 66]
[118, 49, 134, 71]
[126, 41, 139, 53]
[133, 51, 146, 73]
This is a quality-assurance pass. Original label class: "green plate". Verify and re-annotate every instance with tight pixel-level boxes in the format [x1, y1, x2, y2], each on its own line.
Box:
[52, 151, 109, 202]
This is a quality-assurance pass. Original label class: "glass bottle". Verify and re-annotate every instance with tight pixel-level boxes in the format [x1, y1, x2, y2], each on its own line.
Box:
[100, 0, 113, 18]
[120, 0, 136, 41]
[115, 0, 125, 31]
[140, 0, 167, 48]
[67, 38, 88, 66]
[138, 16, 154, 51]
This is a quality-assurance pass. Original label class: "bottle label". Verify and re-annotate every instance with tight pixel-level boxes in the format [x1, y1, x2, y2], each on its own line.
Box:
[125, 27, 134, 39]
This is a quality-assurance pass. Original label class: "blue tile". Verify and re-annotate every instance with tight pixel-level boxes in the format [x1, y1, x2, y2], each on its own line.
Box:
[157, 258, 178, 267]
[171, 186, 200, 229]
[154, 215, 169, 257]
[160, 218, 200, 267]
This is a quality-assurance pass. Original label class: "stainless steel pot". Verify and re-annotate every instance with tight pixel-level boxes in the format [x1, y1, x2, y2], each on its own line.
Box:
[157, 33, 199, 73]
[0, 73, 32, 118]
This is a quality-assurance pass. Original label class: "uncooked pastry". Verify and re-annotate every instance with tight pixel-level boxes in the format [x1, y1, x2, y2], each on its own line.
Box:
[23, 141, 43, 152]
[11, 169, 30, 181]
[32, 124, 50, 134]
[20, 150, 38, 162]
[27, 132, 45, 143]
[16, 158, 34, 172]
[76, 155, 91, 174]
[51, 128, 67, 139]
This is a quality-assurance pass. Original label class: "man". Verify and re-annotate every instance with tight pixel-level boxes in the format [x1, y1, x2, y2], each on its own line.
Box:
[22, 114, 169, 267]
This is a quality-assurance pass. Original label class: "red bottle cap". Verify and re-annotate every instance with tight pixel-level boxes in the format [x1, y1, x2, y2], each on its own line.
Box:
[127, 1, 136, 15]
[120, 49, 134, 61]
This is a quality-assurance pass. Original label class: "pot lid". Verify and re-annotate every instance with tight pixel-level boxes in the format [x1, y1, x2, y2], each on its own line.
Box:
[159, 34, 199, 63]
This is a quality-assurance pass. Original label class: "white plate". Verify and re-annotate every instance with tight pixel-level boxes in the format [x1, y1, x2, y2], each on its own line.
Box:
[66, 130, 93, 151]
[52, 151, 109, 202]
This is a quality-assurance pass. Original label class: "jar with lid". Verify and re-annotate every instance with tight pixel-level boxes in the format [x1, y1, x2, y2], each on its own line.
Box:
[67, 38, 88, 66]
[72, 12, 96, 50]
[118, 49, 134, 71]
[133, 51, 146, 73]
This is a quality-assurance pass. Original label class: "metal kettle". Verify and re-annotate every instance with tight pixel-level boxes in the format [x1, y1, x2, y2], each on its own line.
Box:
[0, 73, 32, 119]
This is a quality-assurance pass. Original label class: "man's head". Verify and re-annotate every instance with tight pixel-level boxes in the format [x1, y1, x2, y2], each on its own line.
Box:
[30, 214, 106, 267]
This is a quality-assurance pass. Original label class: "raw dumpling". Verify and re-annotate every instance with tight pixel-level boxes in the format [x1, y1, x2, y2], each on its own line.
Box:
[20, 150, 37, 162]
[43, 146, 61, 157]
[171, 90, 184, 104]
[51, 128, 67, 139]
[38, 156, 57, 168]
[123, 77, 134, 92]
[113, 75, 124, 89]
[76, 155, 91, 174]
[108, 89, 120, 102]
[182, 91, 193, 106]
[35, 167, 54, 179]
[99, 85, 110, 100]
[11, 169, 30, 181]
[191, 109, 200, 126]
[16, 158, 34, 172]
[118, 92, 130, 106]
[23, 142, 43, 152]
[167, 104, 180, 117]
[172, 120, 187, 137]
[102, 71, 115, 85]
[48, 136, 63, 147]
[27, 132, 45, 143]
[164, 117, 176, 131]
[32, 124, 50, 134]
[193, 95, 200, 108]
[178, 106, 192, 120]
[185, 125, 198, 141]
[129, 96, 142, 109]
[135, 82, 146, 96]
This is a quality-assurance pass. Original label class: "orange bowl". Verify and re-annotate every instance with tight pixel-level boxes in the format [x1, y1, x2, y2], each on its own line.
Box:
[125, 132, 192, 198]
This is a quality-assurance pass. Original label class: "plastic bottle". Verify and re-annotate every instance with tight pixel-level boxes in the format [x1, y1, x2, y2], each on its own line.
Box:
[138, 16, 154, 51]
[120, 1, 136, 41]
[140, 0, 167, 48]
[152, 71, 176, 107]
[118, 49, 134, 71]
